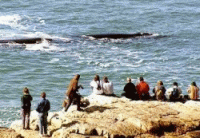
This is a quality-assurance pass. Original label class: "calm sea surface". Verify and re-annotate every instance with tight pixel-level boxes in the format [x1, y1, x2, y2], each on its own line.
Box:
[0, 0, 200, 127]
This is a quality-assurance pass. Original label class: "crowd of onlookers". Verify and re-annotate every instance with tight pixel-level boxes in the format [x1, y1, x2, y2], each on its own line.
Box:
[20, 74, 199, 137]
[89, 75, 199, 102]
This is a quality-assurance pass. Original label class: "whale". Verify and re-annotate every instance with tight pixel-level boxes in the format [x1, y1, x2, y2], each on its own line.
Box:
[86, 32, 153, 39]
[0, 38, 52, 44]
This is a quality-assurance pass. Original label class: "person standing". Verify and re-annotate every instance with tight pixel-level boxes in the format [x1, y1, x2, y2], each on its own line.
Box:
[21, 87, 32, 130]
[36, 92, 50, 137]
[136, 77, 150, 100]
[64, 74, 83, 112]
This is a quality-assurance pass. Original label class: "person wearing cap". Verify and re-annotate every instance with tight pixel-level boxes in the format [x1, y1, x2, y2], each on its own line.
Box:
[136, 77, 150, 100]
[102, 76, 115, 96]
[36, 92, 50, 137]
[21, 87, 32, 130]
[122, 77, 138, 100]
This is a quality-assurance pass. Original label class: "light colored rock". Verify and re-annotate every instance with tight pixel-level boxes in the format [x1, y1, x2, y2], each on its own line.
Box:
[10, 95, 200, 138]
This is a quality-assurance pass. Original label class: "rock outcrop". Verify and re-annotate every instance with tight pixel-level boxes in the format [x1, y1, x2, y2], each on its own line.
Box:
[10, 95, 200, 138]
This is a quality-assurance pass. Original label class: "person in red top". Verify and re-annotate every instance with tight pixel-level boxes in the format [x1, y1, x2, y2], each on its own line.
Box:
[136, 77, 150, 100]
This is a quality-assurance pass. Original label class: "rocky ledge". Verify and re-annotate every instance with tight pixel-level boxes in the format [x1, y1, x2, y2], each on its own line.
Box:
[9, 95, 200, 138]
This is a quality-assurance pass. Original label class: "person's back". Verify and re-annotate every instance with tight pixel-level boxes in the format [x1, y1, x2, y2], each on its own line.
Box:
[103, 82, 113, 95]
[21, 87, 32, 130]
[123, 77, 137, 100]
[153, 81, 166, 101]
[169, 82, 182, 101]
[136, 77, 150, 100]
[102, 76, 114, 95]
[36, 97, 50, 113]
[124, 82, 136, 94]
[90, 75, 103, 95]
[187, 82, 199, 100]
[36, 92, 50, 137]
[21, 93, 32, 110]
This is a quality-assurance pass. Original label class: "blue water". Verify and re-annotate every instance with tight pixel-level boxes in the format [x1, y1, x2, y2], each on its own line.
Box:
[0, 0, 200, 127]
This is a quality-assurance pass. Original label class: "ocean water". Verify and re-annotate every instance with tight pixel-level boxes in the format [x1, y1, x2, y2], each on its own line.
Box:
[0, 0, 200, 127]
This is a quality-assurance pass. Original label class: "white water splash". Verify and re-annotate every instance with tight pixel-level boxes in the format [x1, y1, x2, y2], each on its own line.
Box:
[0, 14, 27, 30]
[25, 38, 65, 52]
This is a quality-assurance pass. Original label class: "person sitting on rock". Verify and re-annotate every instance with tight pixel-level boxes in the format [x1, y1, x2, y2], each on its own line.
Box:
[136, 77, 150, 100]
[187, 82, 199, 100]
[152, 80, 166, 101]
[21, 87, 32, 130]
[90, 75, 103, 95]
[102, 76, 116, 96]
[167, 82, 183, 101]
[64, 74, 84, 112]
[121, 77, 138, 100]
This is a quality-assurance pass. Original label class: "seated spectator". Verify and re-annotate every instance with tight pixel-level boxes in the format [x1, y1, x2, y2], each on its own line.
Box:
[102, 76, 115, 96]
[167, 82, 182, 101]
[187, 82, 199, 100]
[122, 77, 138, 100]
[136, 77, 150, 100]
[90, 75, 103, 95]
[152, 80, 166, 101]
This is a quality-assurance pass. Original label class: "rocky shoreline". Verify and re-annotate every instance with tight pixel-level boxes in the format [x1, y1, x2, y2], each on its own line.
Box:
[6, 95, 200, 138]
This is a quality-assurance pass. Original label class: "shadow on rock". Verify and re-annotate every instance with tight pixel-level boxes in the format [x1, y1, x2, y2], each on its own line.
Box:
[84, 106, 115, 113]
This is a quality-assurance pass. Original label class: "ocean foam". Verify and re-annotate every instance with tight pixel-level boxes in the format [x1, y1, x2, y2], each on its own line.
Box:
[25, 39, 65, 52]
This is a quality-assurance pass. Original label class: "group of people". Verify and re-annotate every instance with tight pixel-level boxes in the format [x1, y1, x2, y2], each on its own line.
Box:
[21, 88, 50, 137]
[21, 74, 199, 137]
[63, 74, 200, 112]
[122, 76, 199, 101]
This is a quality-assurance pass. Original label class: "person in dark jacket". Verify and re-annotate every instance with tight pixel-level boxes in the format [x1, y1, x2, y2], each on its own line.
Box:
[122, 77, 138, 100]
[21, 87, 32, 130]
[36, 92, 50, 137]
[64, 74, 83, 112]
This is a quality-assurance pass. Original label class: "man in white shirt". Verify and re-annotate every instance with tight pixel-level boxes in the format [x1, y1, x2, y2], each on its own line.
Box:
[102, 76, 114, 96]
[90, 75, 104, 95]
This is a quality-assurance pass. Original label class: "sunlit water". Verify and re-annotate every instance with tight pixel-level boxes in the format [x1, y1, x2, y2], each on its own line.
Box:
[0, 0, 200, 127]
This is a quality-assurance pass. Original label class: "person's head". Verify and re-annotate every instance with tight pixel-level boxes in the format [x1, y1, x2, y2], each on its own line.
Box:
[23, 87, 29, 94]
[140, 76, 144, 81]
[191, 82, 197, 87]
[103, 76, 108, 83]
[127, 77, 132, 83]
[41, 92, 46, 98]
[173, 82, 178, 86]
[74, 74, 80, 80]
[157, 80, 163, 86]
[94, 75, 100, 81]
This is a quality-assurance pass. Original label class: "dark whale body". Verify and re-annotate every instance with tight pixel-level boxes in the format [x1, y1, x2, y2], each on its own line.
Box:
[0, 38, 52, 44]
[87, 32, 153, 39]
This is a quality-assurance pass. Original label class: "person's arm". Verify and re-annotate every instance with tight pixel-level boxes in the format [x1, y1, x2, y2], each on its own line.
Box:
[111, 82, 114, 93]
[123, 83, 127, 92]
[47, 100, 50, 112]
[163, 87, 166, 94]
[36, 102, 40, 112]
[21, 96, 24, 108]
[152, 87, 155, 93]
